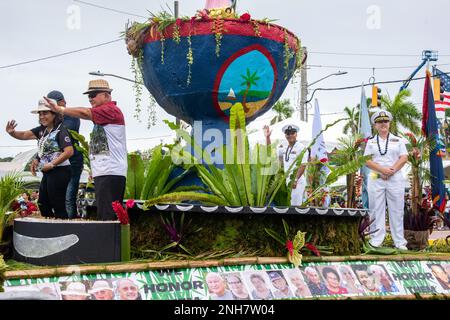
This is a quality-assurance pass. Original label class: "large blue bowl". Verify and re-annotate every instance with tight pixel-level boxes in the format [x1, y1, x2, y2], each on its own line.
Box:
[140, 19, 300, 127]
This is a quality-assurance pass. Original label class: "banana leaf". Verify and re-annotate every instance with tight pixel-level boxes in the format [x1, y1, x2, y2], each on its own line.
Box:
[125, 152, 145, 199]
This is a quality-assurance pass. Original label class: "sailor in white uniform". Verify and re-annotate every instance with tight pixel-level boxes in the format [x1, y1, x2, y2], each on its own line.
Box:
[363, 110, 408, 250]
[264, 124, 309, 206]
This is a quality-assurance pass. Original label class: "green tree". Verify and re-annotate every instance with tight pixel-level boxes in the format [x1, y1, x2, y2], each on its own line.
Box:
[342, 106, 359, 136]
[270, 99, 294, 125]
[381, 89, 421, 135]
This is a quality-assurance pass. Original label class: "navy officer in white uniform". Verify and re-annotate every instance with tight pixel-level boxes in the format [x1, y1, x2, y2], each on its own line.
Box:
[264, 124, 308, 206]
[363, 110, 408, 250]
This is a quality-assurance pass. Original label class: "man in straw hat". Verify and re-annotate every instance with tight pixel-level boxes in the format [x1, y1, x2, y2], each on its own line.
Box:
[263, 123, 309, 206]
[363, 109, 408, 250]
[44, 79, 127, 221]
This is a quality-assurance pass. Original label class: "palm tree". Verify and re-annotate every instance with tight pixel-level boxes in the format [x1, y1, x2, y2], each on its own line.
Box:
[381, 89, 421, 135]
[342, 106, 359, 136]
[270, 99, 294, 125]
[240, 68, 260, 112]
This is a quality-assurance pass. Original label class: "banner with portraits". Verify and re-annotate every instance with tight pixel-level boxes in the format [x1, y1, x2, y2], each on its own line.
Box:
[3, 260, 450, 300]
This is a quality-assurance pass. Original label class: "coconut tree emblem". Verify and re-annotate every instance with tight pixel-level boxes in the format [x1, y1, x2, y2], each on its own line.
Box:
[240, 68, 261, 113]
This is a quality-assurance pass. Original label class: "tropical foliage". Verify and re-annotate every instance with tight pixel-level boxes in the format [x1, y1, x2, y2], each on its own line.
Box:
[144, 103, 288, 207]
[381, 89, 421, 135]
[322, 135, 370, 208]
[0, 172, 25, 242]
[125, 145, 192, 200]
[270, 99, 294, 125]
[143, 103, 365, 209]
[401, 132, 437, 232]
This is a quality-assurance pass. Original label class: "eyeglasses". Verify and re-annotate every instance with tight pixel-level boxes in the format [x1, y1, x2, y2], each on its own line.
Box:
[88, 91, 104, 99]
[375, 120, 390, 124]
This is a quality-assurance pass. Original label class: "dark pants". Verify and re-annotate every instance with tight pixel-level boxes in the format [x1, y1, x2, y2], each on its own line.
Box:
[38, 166, 72, 219]
[66, 162, 83, 219]
[94, 175, 126, 221]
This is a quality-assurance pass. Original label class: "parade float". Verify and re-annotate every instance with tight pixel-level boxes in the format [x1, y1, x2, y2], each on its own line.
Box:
[1, 1, 449, 300]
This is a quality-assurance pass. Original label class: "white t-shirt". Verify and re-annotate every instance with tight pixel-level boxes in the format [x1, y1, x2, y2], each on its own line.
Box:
[363, 133, 408, 180]
[90, 101, 128, 177]
[278, 141, 309, 184]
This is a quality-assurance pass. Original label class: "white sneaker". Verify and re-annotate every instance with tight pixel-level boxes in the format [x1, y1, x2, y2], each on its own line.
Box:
[396, 245, 408, 250]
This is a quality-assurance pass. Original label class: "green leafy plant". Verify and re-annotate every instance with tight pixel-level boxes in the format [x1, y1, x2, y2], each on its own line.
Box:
[0, 172, 25, 242]
[159, 212, 203, 255]
[125, 145, 192, 200]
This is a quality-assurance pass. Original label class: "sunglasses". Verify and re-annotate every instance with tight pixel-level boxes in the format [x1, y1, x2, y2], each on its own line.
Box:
[88, 91, 104, 99]
[375, 120, 390, 124]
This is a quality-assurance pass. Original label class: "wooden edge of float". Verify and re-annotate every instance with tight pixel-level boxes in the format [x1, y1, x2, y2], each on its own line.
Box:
[3, 254, 450, 280]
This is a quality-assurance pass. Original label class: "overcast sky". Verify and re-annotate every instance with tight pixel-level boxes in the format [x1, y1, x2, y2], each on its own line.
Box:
[1, 0, 449, 158]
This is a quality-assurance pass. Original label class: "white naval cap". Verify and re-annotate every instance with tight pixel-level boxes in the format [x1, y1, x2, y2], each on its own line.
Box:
[281, 124, 300, 133]
[371, 110, 392, 124]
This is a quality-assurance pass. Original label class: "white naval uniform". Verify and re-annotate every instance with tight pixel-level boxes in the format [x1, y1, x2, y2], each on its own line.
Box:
[278, 141, 309, 206]
[363, 133, 408, 248]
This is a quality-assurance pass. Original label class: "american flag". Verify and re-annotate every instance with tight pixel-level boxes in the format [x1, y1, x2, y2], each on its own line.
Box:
[433, 67, 450, 112]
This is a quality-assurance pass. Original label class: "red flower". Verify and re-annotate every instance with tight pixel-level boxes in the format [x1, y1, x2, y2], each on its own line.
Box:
[285, 240, 294, 257]
[240, 13, 251, 21]
[319, 158, 328, 163]
[175, 18, 182, 26]
[112, 201, 129, 225]
[305, 243, 321, 256]
[126, 199, 135, 209]
[405, 132, 417, 145]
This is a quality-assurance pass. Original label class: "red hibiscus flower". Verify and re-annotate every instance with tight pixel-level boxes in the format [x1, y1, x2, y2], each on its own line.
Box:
[240, 13, 251, 21]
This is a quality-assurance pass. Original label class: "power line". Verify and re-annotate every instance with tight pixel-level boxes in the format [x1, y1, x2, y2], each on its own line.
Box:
[306, 70, 450, 103]
[308, 63, 450, 71]
[73, 0, 147, 19]
[310, 51, 450, 57]
[0, 39, 122, 70]
[310, 51, 420, 57]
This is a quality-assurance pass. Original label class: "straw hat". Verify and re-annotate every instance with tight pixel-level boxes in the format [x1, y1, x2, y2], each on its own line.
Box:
[60, 282, 90, 296]
[88, 280, 113, 294]
[30, 99, 55, 114]
[83, 79, 113, 94]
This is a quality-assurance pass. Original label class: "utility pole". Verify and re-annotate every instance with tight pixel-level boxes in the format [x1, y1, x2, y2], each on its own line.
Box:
[174, 1, 181, 138]
[300, 47, 308, 122]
